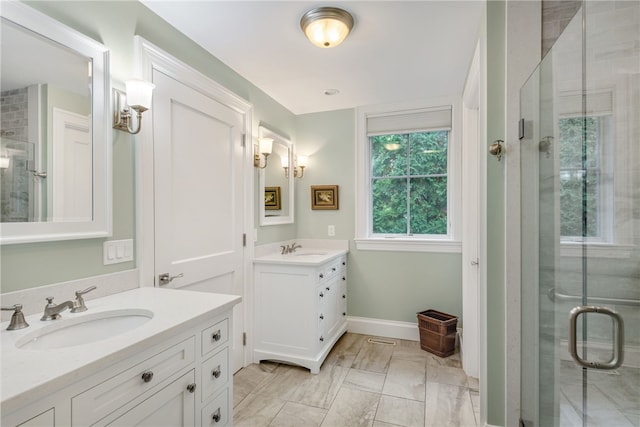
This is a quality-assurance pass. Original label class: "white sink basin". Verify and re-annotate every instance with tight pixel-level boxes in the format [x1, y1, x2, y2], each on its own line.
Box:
[16, 309, 154, 351]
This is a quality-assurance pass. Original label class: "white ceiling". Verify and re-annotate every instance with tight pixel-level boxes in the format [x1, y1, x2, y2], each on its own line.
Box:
[140, 1, 484, 115]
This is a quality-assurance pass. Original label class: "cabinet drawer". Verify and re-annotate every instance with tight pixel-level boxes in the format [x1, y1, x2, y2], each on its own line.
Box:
[201, 388, 229, 427]
[202, 318, 229, 356]
[72, 336, 195, 426]
[201, 347, 229, 402]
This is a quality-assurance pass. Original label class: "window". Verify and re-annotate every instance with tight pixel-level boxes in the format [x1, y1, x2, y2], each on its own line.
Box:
[355, 101, 461, 253]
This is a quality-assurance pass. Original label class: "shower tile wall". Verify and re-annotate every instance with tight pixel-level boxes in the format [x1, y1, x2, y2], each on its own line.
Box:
[1, 87, 28, 140]
[542, 0, 581, 58]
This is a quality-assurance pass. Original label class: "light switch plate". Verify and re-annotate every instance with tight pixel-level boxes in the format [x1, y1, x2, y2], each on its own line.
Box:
[103, 239, 134, 265]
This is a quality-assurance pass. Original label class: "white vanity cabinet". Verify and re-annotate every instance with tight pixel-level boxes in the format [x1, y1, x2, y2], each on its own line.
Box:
[254, 253, 348, 374]
[1, 288, 240, 427]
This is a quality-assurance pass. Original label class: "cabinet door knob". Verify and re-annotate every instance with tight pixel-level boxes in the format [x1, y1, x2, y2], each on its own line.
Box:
[319, 273, 324, 279]
[212, 329, 221, 342]
[319, 336, 324, 342]
[343, 312, 347, 316]
[342, 277, 346, 281]
[342, 261, 346, 266]
[342, 294, 346, 299]
[141, 371, 154, 383]
[332, 267, 336, 272]
[319, 314, 324, 320]
[319, 292, 324, 298]
[212, 365, 222, 379]
[187, 383, 197, 393]
[326, 286, 330, 291]
[212, 408, 222, 423]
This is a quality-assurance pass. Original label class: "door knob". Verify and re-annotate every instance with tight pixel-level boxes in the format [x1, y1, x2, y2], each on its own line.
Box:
[158, 272, 184, 286]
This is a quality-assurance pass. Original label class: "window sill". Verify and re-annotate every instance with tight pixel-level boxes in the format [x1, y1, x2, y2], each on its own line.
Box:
[354, 238, 462, 253]
[560, 242, 635, 259]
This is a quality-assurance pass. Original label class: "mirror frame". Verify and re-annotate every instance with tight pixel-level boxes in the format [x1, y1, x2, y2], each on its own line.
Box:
[258, 125, 294, 226]
[0, 1, 111, 244]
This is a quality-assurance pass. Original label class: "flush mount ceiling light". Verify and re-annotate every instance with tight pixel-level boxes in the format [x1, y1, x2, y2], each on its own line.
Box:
[300, 7, 354, 48]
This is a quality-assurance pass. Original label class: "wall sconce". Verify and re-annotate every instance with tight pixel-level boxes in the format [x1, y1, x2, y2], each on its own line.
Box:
[254, 138, 273, 169]
[113, 79, 155, 135]
[283, 155, 308, 179]
[300, 7, 354, 48]
[0, 156, 10, 169]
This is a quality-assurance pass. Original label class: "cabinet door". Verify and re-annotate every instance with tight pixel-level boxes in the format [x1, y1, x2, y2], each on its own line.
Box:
[323, 277, 339, 340]
[106, 370, 195, 427]
[16, 409, 54, 427]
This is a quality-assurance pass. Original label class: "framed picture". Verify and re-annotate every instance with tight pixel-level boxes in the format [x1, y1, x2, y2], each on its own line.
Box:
[311, 185, 339, 210]
[264, 186, 281, 210]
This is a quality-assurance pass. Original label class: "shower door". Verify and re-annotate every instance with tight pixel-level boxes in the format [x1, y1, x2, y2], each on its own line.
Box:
[520, 2, 639, 426]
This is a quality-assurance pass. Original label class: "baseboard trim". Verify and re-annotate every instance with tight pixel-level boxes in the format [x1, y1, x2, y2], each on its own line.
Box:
[347, 316, 419, 341]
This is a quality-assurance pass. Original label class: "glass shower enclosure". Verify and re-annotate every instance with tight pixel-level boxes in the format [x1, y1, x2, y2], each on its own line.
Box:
[520, 1, 639, 426]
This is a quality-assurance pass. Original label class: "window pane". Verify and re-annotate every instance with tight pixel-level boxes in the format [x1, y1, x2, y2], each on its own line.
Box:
[371, 135, 407, 177]
[372, 178, 407, 234]
[410, 177, 447, 235]
[409, 131, 448, 175]
[559, 117, 601, 170]
[559, 170, 600, 237]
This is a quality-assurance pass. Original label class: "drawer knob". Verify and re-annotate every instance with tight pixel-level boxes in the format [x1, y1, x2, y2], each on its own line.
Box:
[319, 314, 324, 320]
[343, 312, 347, 316]
[212, 329, 221, 342]
[212, 365, 222, 379]
[319, 336, 324, 342]
[319, 273, 324, 279]
[342, 261, 346, 266]
[319, 292, 324, 298]
[342, 294, 346, 299]
[332, 267, 336, 272]
[187, 383, 197, 393]
[326, 286, 330, 291]
[212, 408, 222, 423]
[342, 277, 346, 281]
[141, 371, 154, 383]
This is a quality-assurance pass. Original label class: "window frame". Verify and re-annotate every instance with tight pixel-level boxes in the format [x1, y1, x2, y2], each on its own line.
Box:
[355, 98, 462, 253]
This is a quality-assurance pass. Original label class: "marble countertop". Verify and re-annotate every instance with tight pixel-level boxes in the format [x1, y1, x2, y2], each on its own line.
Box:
[1, 287, 241, 411]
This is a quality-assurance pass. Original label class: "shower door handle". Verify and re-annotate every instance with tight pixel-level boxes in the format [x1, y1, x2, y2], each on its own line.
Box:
[568, 305, 624, 370]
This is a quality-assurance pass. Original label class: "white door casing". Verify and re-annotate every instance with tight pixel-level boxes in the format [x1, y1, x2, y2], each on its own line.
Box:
[135, 37, 253, 373]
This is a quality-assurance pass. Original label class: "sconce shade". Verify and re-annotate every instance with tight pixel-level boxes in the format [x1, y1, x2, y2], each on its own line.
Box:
[259, 138, 273, 155]
[125, 79, 155, 111]
[296, 155, 308, 168]
[300, 7, 354, 48]
[0, 156, 10, 169]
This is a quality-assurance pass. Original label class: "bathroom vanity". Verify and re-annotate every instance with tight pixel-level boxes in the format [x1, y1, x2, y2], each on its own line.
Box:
[1, 288, 240, 426]
[253, 248, 348, 374]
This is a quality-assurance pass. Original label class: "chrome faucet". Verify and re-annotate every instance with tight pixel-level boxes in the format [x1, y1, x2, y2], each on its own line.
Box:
[71, 286, 97, 313]
[280, 242, 303, 254]
[41, 297, 74, 321]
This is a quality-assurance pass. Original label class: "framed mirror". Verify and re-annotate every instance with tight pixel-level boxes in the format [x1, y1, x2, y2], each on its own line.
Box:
[0, 2, 111, 244]
[259, 125, 294, 226]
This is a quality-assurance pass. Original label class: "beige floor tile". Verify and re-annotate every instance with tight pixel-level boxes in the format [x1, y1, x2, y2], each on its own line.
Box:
[268, 402, 327, 427]
[382, 358, 426, 401]
[467, 376, 479, 392]
[320, 387, 380, 427]
[253, 364, 311, 401]
[392, 339, 430, 364]
[343, 368, 386, 393]
[425, 364, 468, 388]
[470, 390, 480, 423]
[234, 363, 276, 407]
[234, 392, 287, 427]
[351, 338, 395, 373]
[424, 351, 462, 369]
[289, 363, 349, 409]
[372, 421, 403, 427]
[325, 333, 368, 367]
[375, 395, 425, 427]
[424, 382, 476, 427]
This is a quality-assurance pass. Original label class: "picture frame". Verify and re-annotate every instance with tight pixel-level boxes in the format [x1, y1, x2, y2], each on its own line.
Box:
[264, 186, 281, 210]
[311, 185, 339, 210]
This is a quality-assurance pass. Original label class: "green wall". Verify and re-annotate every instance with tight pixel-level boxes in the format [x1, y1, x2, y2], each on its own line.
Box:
[486, 1, 507, 425]
[295, 109, 463, 323]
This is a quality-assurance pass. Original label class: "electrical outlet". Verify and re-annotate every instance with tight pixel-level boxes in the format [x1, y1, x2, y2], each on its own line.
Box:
[328, 225, 335, 236]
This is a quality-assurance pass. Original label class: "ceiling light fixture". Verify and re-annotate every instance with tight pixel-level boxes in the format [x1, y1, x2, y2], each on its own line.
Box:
[300, 7, 354, 48]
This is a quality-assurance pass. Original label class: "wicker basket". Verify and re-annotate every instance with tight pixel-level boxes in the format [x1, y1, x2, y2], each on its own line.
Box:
[417, 310, 458, 357]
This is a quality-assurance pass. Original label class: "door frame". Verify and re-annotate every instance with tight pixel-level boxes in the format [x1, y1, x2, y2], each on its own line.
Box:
[133, 36, 254, 369]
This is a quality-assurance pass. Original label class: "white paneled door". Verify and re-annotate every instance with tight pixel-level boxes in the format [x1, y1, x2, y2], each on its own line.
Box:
[152, 70, 245, 372]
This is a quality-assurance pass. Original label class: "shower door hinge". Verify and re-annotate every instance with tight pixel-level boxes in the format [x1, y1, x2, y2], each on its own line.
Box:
[243, 332, 247, 346]
[519, 118, 525, 140]
[242, 233, 246, 247]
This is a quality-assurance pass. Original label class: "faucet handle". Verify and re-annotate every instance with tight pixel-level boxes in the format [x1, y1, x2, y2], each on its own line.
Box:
[1, 304, 29, 330]
[72, 286, 97, 313]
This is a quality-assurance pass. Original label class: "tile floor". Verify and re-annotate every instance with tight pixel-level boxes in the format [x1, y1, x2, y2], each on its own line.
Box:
[233, 333, 480, 427]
